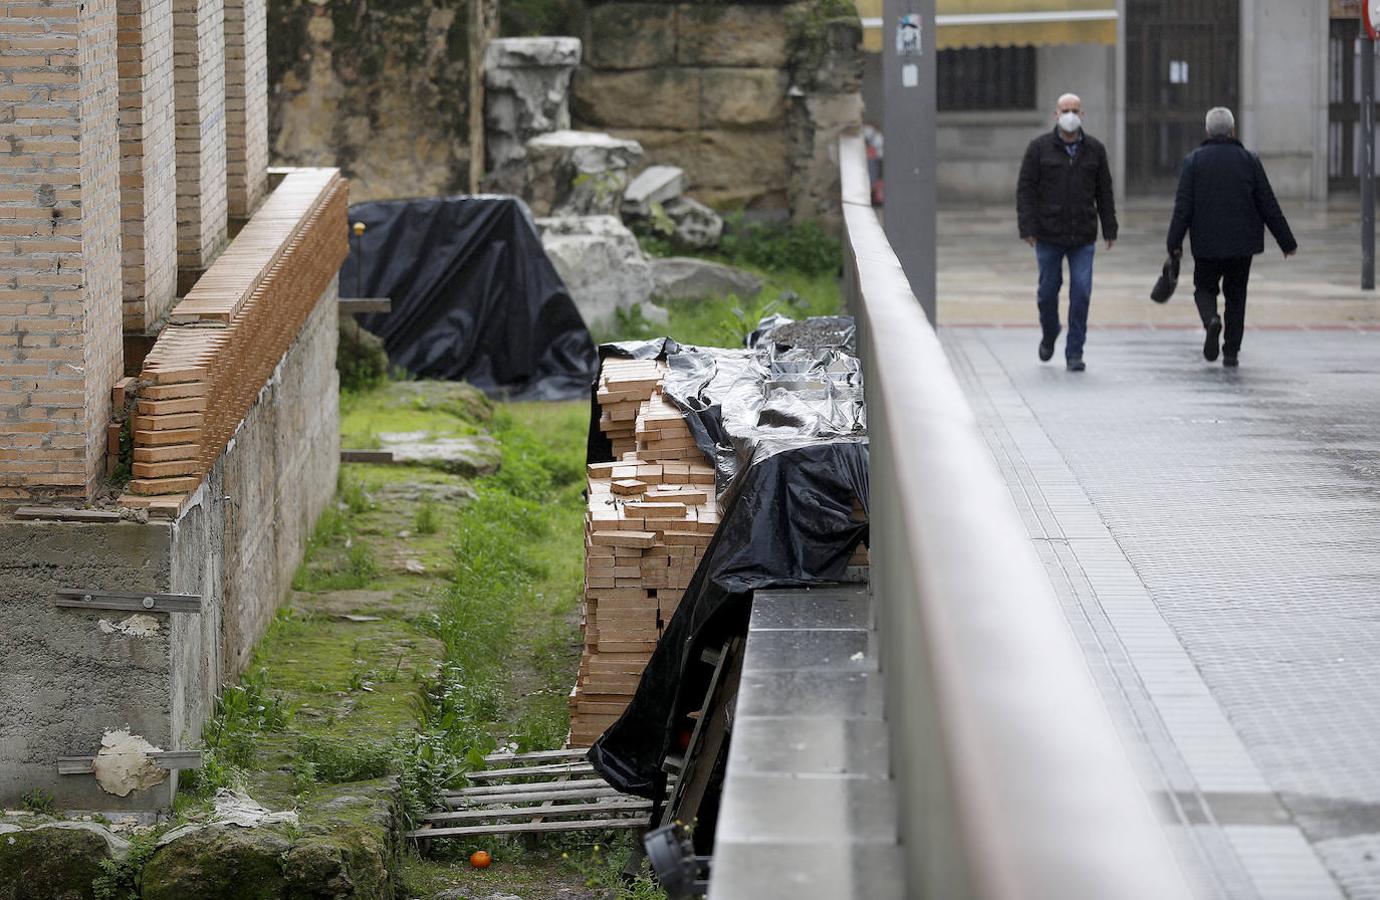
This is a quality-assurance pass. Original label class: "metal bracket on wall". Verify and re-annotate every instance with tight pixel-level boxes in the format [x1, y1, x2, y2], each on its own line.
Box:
[338, 297, 392, 315]
[53, 589, 202, 614]
[56, 750, 204, 775]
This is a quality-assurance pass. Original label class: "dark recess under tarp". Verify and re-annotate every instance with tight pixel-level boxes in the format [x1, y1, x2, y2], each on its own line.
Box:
[340, 196, 598, 401]
[586, 321, 870, 800]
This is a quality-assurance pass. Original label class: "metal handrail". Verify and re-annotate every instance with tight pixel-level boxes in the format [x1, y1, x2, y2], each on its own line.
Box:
[840, 132, 1191, 899]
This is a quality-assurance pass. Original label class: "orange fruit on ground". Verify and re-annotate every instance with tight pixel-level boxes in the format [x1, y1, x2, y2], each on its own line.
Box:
[470, 850, 492, 869]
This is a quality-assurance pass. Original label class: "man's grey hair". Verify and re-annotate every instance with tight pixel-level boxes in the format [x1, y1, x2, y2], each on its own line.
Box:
[1205, 106, 1235, 137]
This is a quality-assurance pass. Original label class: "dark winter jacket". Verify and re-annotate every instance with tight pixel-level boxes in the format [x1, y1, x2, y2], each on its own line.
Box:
[1017, 127, 1118, 247]
[1167, 136, 1297, 259]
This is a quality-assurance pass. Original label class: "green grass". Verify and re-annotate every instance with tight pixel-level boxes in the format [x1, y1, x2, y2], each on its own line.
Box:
[339, 382, 490, 450]
[185, 391, 592, 813]
[179, 384, 654, 895]
[593, 259, 843, 346]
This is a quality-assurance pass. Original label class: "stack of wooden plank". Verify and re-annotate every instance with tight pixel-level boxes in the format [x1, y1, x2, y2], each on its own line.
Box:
[595, 359, 663, 459]
[571, 369, 721, 746]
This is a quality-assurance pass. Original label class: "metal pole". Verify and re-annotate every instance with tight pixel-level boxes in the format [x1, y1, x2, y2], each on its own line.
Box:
[882, 0, 937, 323]
[1364, 29, 1375, 290]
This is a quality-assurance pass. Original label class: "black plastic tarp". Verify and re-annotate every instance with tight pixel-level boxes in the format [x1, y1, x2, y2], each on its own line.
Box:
[585, 324, 869, 798]
[341, 196, 597, 401]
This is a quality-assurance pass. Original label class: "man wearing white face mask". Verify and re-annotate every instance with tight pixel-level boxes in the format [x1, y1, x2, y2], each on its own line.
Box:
[1016, 93, 1118, 372]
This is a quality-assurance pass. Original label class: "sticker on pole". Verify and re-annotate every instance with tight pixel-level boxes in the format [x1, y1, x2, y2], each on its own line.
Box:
[896, 14, 922, 56]
[1366, 0, 1380, 40]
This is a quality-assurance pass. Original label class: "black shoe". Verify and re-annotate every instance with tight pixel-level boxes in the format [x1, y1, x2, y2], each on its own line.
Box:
[1204, 316, 1222, 361]
[1066, 357, 1086, 372]
[1223, 355, 1239, 368]
[1039, 339, 1055, 362]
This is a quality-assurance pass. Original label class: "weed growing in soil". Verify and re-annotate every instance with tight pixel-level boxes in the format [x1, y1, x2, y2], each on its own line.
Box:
[20, 788, 54, 815]
[296, 735, 392, 783]
[92, 827, 163, 900]
[181, 668, 292, 796]
[562, 840, 664, 900]
[413, 498, 440, 534]
[719, 215, 841, 276]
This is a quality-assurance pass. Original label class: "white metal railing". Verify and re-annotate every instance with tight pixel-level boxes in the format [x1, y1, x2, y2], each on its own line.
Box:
[839, 132, 1192, 899]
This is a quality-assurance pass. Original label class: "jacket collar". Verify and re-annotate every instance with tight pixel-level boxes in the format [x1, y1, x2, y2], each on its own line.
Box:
[1051, 125, 1085, 144]
[1201, 135, 1243, 147]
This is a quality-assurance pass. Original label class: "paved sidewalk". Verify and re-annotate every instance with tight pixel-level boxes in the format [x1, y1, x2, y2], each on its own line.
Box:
[944, 327, 1380, 899]
[938, 200, 1380, 327]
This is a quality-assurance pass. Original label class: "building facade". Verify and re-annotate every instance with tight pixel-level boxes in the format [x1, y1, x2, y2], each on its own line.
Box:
[859, 0, 1347, 203]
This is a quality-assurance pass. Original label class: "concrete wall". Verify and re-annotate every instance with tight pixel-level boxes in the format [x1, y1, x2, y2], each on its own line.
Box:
[0, 280, 338, 812]
[0, 522, 178, 812]
[869, 43, 1116, 205]
[1241, 0, 1329, 200]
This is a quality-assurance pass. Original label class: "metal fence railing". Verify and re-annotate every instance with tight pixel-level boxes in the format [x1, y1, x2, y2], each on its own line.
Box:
[839, 132, 1192, 900]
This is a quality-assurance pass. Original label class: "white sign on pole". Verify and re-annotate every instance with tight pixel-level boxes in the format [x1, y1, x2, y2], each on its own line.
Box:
[1366, 0, 1380, 40]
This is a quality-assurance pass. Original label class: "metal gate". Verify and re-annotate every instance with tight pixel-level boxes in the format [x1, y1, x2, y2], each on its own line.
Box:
[1329, 16, 1378, 192]
[1125, 0, 1241, 193]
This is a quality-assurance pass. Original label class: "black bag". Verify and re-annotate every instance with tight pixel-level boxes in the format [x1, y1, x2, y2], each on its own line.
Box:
[1151, 252, 1180, 303]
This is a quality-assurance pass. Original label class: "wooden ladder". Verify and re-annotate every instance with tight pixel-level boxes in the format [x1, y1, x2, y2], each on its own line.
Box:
[407, 748, 655, 840]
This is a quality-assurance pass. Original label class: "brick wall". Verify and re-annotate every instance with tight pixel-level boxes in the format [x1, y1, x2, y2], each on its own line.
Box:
[173, 0, 227, 271]
[0, 0, 123, 502]
[223, 0, 266, 219]
[117, 0, 178, 332]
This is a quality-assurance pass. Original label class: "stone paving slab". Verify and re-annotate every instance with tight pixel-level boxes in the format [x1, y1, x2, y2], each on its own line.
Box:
[945, 326, 1380, 899]
[938, 200, 1380, 327]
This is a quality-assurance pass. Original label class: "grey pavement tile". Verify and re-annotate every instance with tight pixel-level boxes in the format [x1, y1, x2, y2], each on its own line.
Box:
[945, 327, 1372, 899]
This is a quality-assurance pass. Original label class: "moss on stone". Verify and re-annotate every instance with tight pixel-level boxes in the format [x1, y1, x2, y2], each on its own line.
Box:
[0, 826, 110, 900]
[140, 827, 291, 900]
[284, 787, 399, 899]
[786, 0, 860, 78]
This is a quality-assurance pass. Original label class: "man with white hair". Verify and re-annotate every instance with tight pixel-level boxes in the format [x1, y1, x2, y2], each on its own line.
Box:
[1166, 106, 1297, 367]
[1017, 92, 1118, 372]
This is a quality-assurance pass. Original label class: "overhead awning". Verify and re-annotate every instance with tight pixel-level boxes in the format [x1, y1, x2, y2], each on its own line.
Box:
[857, 0, 1117, 53]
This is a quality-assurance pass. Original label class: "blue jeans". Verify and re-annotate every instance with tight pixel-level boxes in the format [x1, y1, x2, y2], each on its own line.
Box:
[1035, 241, 1095, 360]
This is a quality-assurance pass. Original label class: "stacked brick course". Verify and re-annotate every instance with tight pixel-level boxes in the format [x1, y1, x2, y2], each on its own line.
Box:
[117, 0, 178, 331]
[0, 0, 123, 502]
[173, 0, 228, 272]
[223, 0, 266, 219]
[121, 168, 348, 513]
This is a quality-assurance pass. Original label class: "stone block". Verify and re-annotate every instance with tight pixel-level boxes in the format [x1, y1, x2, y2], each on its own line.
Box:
[484, 37, 583, 176]
[524, 130, 644, 217]
[0, 821, 123, 897]
[585, 3, 675, 69]
[651, 257, 763, 302]
[665, 196, 722, 250]
[485, 36, 582, 69]
[612, 128, 790, 210]
[572, 67, 702, 131]
[621, 164, 686, 219]
[701, 68, 788, 128]
[142, 825, 292, 899]
[537, 215, 655, 326]
[677, 4, 791, 68]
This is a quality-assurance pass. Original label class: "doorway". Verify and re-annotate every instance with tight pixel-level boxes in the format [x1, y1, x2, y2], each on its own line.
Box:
[1125, 0, 1241, 193]
[1328, 16, 1377, 193]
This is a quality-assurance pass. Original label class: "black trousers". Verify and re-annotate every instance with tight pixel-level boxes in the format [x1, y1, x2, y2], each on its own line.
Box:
[1193, 255, 1253, 356]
